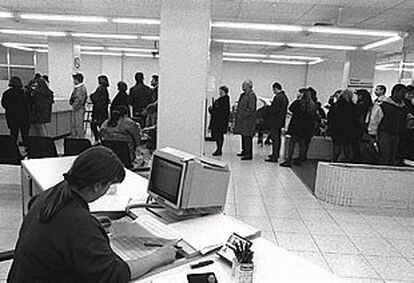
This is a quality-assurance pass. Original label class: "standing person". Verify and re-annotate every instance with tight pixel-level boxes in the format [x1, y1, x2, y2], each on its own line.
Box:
[69, 73, 88, 139]
[328, 89, 359, 162]
[29, 78, 54, 137]
[280, 88, 317, 167]
[150, 74, 159, 103]
[354, 89, 374, 163]
[369, 84, 406, 165]
[400, 86, 414, 160]
[265, 82, 289, 163]
[373, 85, 387, 103]
[234, 80, 257, 160]
[1, 76, 30, 146]
[308, 87, 326, 136]
[129, 72, 151, 127]
[209, 85, 230, 156]
[7, 146, 177, 282]
[90, 75, 110, 142]
[111, 81, 130, 117]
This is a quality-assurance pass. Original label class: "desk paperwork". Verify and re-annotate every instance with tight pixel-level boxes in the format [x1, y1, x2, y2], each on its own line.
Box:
[169, 213, 260, 254]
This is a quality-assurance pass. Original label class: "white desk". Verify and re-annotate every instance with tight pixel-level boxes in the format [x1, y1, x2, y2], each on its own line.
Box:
[21, 157, 340, 282]
[21, 156, 148, 215]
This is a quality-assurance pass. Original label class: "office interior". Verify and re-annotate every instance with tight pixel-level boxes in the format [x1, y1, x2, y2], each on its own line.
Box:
[0, 0, 414, 282]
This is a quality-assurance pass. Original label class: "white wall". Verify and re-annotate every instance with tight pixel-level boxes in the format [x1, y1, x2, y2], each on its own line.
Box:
[222, 62, 307, 105]
[373, 70, 400, 96]
[307, 60, 344, 105]
[80, 55, 103, 98]
[35, 53, 48, 75]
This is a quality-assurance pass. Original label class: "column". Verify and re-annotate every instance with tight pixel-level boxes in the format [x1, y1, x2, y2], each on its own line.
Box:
[342, 50, 376, 90]
[158, 0, 211, 155]
[48, 37, 79, 100]
[205, 42, 223, 140]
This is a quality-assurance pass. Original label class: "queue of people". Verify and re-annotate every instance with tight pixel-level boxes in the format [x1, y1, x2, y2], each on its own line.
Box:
[2, 73, 54, 148]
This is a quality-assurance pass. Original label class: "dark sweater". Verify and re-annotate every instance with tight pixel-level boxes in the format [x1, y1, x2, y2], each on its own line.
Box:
[7, 190, 130, 283]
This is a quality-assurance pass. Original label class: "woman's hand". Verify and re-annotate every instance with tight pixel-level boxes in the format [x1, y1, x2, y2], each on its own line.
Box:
[154, 239, 180, 265]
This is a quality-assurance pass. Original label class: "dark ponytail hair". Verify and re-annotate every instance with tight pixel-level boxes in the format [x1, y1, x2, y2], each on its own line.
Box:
[108, 105, 128, 127]
[38, 146, 125, 223]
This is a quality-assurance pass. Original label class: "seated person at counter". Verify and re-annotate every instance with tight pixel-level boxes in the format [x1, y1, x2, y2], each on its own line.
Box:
[8, 147, 176, 282]
[100, 106, 142, 163]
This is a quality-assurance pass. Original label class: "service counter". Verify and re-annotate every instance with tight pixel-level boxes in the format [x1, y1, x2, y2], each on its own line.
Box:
[0, 100, 73, 139]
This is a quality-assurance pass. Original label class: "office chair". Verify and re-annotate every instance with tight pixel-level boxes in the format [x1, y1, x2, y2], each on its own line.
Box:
[0, 135, 22, 165]
[101, 140, 133, 169]
[27, 136, 58, 159]
[64, 138, 92, 156]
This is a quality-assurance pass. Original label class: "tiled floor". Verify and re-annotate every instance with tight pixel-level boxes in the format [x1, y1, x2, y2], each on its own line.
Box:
[0, 134, 413, 282]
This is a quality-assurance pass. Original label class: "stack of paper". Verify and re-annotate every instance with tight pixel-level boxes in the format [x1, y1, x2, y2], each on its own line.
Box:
[169, 214, 260, 254]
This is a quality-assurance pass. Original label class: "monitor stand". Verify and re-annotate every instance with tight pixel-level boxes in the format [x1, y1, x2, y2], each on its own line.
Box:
[146, 206, 221, 224]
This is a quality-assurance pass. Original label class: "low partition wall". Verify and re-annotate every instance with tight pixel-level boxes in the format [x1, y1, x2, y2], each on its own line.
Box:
[315, 162, 414, 210]
[283, 135, 332, 161]
[0, 100, 73, 139]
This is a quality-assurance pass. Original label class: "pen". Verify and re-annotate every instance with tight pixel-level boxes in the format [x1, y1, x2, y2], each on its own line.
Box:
[190, 260, 214, 269]
[143, 242, 183, 249]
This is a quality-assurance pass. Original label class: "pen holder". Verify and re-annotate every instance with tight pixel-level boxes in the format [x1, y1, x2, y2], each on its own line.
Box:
[235, 262, 254, 283]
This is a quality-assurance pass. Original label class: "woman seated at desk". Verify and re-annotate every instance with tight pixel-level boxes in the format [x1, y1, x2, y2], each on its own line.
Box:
[8, 147, 176, 282]
[100, 105, 142, 163]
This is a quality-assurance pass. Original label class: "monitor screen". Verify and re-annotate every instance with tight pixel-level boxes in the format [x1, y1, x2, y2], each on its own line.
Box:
[148, 155, 183, 205]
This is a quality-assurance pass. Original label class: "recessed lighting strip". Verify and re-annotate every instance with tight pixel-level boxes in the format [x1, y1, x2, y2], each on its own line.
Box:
[362, 36, 402, 50]
[20, 14, 108, 23]
[0, 29, 66, 37]
[216, 39, 356, 50]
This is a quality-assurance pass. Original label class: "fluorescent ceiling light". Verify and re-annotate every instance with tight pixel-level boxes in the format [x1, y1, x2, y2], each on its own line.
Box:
[223, 52, 267, 58]
[308, 26, 399, 37]
[0, 11, 13, 18]
[287, 42, 357, 50]
[72, 33, 137, 39]
[262, 60, 307, 65]
[141, 35, 160, 41]
[362, 36, 402, 50]
[223, 58, 262, 63]
[376, 63, 396, 68]
[215, 39, 284, 47]
[35, 49, 48, 53]
[212, 21, 302, 32]
[0, 29, 66, 37]
[81, 51, 122, 56]
[269, 54, 321, 61]
[20, 14, 107, 23]
[2, 43, 33, 51]
[113, 18, 160, 25]
[308, 58, 324, 65]
[80, 46, 104, 50]
[403, 62, 414, 66]
[217, 38, 356, 50]
[375, 66, 413, 72]
[2, 42, 48, 48]
[108, 47, 157, 52]
[124, 53, 156, 58]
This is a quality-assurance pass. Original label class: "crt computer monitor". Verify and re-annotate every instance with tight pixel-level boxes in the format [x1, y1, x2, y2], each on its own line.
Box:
[147, 147, 230, 216]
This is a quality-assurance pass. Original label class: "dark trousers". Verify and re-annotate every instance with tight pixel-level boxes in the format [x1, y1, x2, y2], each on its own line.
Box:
[378, 131, 399, 165]
[332, 142, 352, 162]
[10, 126, 29, 146]
[213, 132, 224, 153]
[91, 119, 104, 142]
[287, 136, 310, 162]
[241, 135, 253, 157]
[269, 128, 282, 159]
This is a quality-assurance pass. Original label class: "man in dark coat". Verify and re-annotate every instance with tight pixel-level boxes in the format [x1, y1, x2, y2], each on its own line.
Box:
[150, 74, 158, 103]
[234, 80, 257, 160]
[209, 85, 230, 156]
[1, 76, 30, 146]
[265, 82, 289, 162]
[129, 72, 152, 127]
[29, 78, 54, 137]
[90, 75, 110, 142]
[110, 81, 130, 117]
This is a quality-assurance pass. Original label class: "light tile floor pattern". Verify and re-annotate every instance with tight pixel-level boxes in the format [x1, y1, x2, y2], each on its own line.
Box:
[0, 134, 413, 282]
